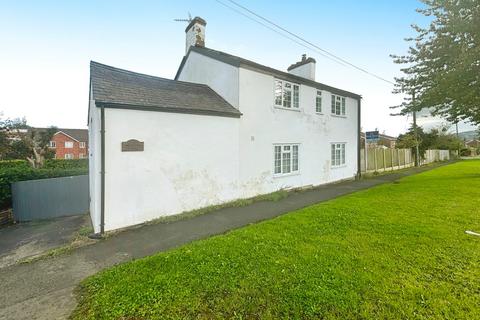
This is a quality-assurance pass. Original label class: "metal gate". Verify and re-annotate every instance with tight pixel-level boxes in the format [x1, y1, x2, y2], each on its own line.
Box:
[12, 175, 88, 222]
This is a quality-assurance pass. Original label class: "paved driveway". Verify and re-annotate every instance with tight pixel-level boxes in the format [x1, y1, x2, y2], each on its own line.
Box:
[0, 214, 90, 269]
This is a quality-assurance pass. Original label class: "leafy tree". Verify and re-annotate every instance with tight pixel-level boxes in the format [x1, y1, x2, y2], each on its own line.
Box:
[0, 115, 56, 167]
[24, 127, 57, 168]
[391, 0, 480, 124]
[0, 116, 28, 159]
[397, 125, 462, 158]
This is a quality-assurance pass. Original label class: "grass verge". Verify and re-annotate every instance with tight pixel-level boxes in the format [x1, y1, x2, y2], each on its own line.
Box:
[73, 161, 480, 319]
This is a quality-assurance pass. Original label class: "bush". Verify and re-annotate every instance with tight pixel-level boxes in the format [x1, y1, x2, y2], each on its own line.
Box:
[44, 159, 88, 170]
[460, 148, 472, 157]
[0, 166, 88, 209]
[0, 160, 30, 170]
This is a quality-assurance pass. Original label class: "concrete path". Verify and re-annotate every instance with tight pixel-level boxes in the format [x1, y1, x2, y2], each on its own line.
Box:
[0, 215, 90, 269]
[0, 163, 450, 320]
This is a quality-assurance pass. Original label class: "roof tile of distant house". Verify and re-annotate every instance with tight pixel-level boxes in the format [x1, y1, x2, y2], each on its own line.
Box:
[57, 129, 88, 142]
[90, 61, 241, 118]
[175, 46, 362, 100]
[32, 128, 88, 142]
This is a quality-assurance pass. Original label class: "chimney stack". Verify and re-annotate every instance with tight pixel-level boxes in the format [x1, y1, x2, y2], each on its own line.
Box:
[185, 17, 206, 54]
[287, 54, 316, 81]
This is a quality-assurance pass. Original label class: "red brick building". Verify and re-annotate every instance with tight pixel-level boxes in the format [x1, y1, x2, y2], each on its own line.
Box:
[48, 129, 88, 159]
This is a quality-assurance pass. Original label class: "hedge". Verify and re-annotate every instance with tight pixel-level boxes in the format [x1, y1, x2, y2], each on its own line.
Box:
[0, 159, 89, 209]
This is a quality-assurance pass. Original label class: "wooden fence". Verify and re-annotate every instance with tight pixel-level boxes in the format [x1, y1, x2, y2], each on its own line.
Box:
[360, 148, 450, 173]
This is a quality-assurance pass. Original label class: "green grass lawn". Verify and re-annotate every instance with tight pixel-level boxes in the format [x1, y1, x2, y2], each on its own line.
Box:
[73, 161, 480, 319]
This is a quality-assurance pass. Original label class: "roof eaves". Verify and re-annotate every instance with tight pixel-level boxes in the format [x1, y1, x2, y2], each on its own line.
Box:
[95, 102, 242, 119]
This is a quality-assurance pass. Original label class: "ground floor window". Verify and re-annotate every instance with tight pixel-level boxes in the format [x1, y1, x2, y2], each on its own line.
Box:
[274, 144, 299, 175]
[65, 153, 74, 160]
[331, 143, 346, 167]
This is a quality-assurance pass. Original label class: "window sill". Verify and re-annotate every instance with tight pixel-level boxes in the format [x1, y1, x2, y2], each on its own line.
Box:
[331, 164, 347, 169]
[315, 112, 324, 115]
[273, 172, 300, 178]
[331, 114, 347, 118]
[274, 105, 301, 112]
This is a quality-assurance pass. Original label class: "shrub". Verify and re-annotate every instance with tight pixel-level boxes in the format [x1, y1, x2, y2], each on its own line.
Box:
[460, 148, 472, 157]
[44, 159, 88, 170]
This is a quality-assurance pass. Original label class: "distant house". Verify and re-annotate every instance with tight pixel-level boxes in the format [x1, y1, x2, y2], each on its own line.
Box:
[48, 129, 88, 159]
[465, 139, 480, 149]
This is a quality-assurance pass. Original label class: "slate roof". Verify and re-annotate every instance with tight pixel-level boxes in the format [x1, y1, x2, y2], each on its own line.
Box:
[175, 46, 362, 100]
[90, 61, 241, 118]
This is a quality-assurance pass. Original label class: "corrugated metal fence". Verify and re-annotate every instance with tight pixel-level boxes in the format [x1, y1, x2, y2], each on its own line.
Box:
[361, 148, 450, 173]
[12, 175, 88, 222]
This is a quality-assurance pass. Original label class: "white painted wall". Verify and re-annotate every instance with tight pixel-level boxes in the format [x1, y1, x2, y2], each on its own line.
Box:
[102, 108, 239, 231]
[177, 51, 239, 108]
[88, 97, 102, 233]
[236, 68, 358, 198]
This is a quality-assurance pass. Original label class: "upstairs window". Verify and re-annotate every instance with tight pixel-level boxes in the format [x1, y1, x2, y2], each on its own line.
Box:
[316, 91, 322, 113]
[49, 141, 56, 148]
[65, 141, 73, 148]
[274, 79, 299, 109]
[331, 143, 346, 167]
[331, 95, 346, 116]
[274, 144, 299, 175]
[79, 142, 86, 148]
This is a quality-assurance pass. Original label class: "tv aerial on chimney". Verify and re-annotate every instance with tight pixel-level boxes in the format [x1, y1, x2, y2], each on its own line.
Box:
[174, 12, 192, 23]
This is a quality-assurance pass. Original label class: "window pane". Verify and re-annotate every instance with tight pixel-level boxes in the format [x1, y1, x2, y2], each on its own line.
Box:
[282, 152, 291, 173]
[274, 80, 283, 105]
[331, 95, 336, 113]
[341, 97, 346, 115]
[283, 83, 292, 108]
[341, 144, 346, 164]
[274, 146, 282, 174]
[336, 149, 341, 165]
[293, 85, 299, 108]
[316, 91, 322, 113]
[292, 145, 298, 171]
[331, 144, 336, 165]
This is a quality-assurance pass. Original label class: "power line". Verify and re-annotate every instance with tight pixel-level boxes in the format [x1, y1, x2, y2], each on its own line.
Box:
[217, 0, 395, 85]
[214, 0, 349, 68]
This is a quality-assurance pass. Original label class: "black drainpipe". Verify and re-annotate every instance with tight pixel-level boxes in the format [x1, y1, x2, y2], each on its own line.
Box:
[100, 106, 105, 234]
[357, 98, 362, 179]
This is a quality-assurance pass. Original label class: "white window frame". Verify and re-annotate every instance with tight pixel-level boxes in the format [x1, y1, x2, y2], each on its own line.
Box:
[64, 141, 74, 148]
[274, 79, 300, 109]
[331, 143, 346, 167]
[274, 144, 300, 176]
[64, 153, 74, 160]
[79, 153, 85, 159]
[49, 141, 56, 148]
[331, 94, 346, 116]
[79, 142, 86, 148]
[316, 90, 322, 113]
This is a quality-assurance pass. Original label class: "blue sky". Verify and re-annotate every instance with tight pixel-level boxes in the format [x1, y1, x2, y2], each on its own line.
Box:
[0, 0, 473, 134]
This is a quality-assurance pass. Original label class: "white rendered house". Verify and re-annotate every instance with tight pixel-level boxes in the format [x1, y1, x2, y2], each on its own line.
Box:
[88, 17, 362, 234]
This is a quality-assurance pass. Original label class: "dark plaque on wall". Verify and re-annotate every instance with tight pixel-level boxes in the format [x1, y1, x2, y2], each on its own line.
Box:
[121, 139, 144, 152]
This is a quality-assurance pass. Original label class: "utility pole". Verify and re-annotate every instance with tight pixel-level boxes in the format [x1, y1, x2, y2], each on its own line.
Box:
[412, 89, 420, 167]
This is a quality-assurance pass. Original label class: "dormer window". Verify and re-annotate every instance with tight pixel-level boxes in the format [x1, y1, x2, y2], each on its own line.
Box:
[274, 79, 299, 109]
[331, 94, 346, 116]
